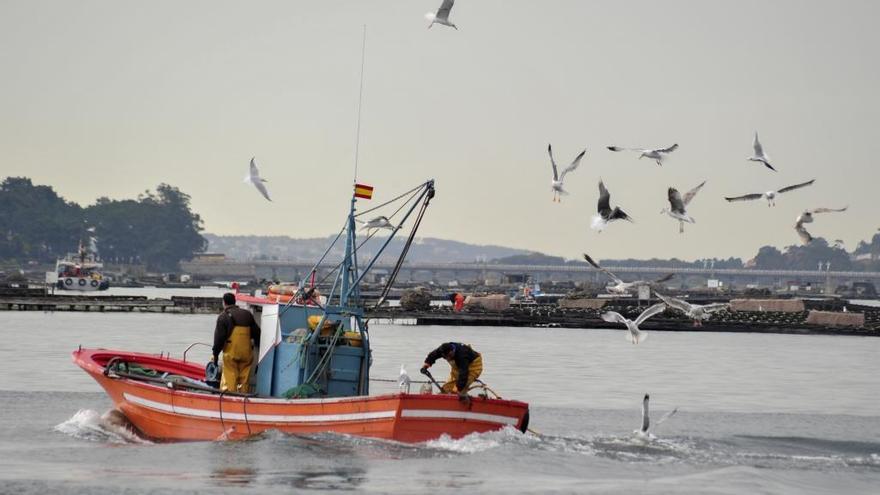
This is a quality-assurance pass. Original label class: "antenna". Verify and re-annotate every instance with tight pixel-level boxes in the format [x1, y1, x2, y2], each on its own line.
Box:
[353, 25, 367, 183]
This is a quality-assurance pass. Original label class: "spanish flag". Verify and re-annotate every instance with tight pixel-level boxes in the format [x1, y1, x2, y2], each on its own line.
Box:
[354, 183, 374, 200]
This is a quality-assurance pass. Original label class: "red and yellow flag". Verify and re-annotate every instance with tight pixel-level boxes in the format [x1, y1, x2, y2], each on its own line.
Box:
[354, 183, 374, 200]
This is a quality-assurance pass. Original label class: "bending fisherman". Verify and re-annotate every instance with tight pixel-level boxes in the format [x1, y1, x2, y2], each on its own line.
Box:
[421, 342, 482, 403]
[212, 293, 261, 393]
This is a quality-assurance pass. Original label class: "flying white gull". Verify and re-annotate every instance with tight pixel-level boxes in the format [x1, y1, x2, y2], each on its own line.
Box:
[592, 180, 633, 232]
[426, 0, 457, 30]
[607, 143, 679, 166]
[548, 144, 586, 202]
[794, 207, 848, 245]
[601, 303, 667, 344]
[655, 292, 729, 327]
[398, 364, 411, 394]
[244, 157, 271, 201]
[661, 181, 706, 233]
[357, 215, 396, 234]
[748, 132, 776, 171]
[584, 254, 674, 294]
[724, 179, 814, 207]
[635, 394, 678, 439]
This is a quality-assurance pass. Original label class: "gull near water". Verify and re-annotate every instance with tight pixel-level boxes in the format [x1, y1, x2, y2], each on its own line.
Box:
[244, 157, 272, 202]
[607, 143, 679, 166]
[654, 292, 729, 327]
[427, 0, 457, 30]
[398, 364, 411, 394]
[662, 180, 706, 233]
[584, 254, 675, 295]
[724, 179, 815, 207]
[601, 303, 667, 345]
[548, 144, 586, 203]
[635, 394, 678, 440]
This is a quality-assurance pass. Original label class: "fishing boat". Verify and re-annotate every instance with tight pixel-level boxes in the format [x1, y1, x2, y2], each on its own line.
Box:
[55, 239, 109, 291]
[72, 180, 530, 443]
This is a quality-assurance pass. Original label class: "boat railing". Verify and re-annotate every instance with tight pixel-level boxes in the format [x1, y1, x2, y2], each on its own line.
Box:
[181, 342, 212, 362]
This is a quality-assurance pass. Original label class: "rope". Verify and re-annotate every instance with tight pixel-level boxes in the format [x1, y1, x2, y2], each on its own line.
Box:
[356, 182, 425, 218]
[218, 390, 226, 437]
[373, 187, 433, 309]
[242, 395, 252, 435]
[370, 377, 430, 384]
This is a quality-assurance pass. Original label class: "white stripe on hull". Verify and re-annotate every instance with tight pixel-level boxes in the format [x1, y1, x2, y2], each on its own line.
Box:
[400, 409, 519, 426]
[123, 393, 520, 427]
[124, 393, 396, 423]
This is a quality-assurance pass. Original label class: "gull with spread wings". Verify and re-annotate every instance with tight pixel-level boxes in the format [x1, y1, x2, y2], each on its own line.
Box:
[357, 215, 396, 234]
[244, 157, 272, 202]
[591, 180, 633, 232]
[748, 132, 776, 171]
[795, 207, 848, 245]
[426, 0, 458, 30]
[655, 292, 729, 327]
[548, 144, 586, 202]
[635, 394, 678, 440]
[725, 179, 814, 207]
[607, 143, 679, 166]
[601, 303, 667, 344]
[583, 254, 674, 294]
[661, 181, 706, 233]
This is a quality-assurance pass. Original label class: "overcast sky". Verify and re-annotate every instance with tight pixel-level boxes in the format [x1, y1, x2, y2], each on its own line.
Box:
[2, 1, 878, 261]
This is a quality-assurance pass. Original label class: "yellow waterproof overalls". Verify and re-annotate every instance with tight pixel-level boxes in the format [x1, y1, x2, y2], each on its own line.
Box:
[220, 325, 254, 393]
[441, 350, 483, 394]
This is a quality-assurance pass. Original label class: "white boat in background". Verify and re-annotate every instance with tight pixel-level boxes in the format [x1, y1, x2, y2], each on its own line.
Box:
[55, 240, 109, 291]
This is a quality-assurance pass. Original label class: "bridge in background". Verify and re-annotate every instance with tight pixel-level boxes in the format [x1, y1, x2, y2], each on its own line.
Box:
[180, 260, 880, 287]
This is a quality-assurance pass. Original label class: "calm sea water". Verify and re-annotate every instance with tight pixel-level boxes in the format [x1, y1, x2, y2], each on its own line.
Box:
[1, 310, 878, 494]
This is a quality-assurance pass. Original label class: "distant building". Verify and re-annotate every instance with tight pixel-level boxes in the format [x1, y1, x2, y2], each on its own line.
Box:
[192, 253, 226, 263]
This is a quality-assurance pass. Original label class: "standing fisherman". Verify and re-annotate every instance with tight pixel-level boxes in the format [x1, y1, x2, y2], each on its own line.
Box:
[212, 293, 261, 393]
[421, 342, 482, 403]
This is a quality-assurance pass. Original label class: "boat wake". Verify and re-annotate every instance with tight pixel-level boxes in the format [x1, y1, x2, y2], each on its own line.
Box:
[342, 427, 880, 472]
[54, 409, 151, 444]
[52, 414, 880, 473]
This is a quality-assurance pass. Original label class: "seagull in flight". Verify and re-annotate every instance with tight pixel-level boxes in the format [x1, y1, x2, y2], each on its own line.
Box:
[426, 0, 458, 30]
[607, 143, 679, 166]
[583, 254, 674, 295]
[725, 179, 814, 207]
[548, 144, 586, 202]
[661, 181, 706, 233]
[244, 157, 272, 201]
[748, 132, 776, 171]
[635, 394, 678, 439]
[794, 207, 848, 245]
[654, 292, 729, 327]
[592, 180, 633, 232]
[357, 215, 396, 234]
[398, 364, 411, 394]
[601, 303, 667, 344]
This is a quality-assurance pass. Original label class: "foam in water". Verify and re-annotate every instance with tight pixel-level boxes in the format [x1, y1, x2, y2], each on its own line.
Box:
[54, 409, 150, 444]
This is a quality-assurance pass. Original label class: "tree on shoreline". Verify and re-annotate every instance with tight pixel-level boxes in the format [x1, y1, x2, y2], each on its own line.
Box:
[0, 177, 206, 270]
[0, 177, 82, 262]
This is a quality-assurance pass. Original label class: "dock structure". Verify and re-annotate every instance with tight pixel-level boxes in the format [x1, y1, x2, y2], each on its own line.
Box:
[2, 291, 878, 336]
[366, 300, 880, 337]
[0, 294, 224, 313]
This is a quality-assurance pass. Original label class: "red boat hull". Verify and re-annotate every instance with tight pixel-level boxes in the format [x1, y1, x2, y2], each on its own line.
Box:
[73, 348, 529, 443]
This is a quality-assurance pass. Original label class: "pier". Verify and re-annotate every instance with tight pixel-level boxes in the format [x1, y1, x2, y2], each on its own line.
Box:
[2, 290, 877, 336]
[0, 294, 224, 313]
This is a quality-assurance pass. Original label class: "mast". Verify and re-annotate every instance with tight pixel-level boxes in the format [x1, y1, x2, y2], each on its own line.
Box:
[340, 25, 367, 308]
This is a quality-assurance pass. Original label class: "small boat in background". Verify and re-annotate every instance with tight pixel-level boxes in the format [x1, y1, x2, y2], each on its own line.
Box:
[55, 240, 109, 291]
[73, 180, 530, 443]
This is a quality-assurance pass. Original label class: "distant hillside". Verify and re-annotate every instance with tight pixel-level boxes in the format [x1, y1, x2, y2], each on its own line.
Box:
[204, 234, 530, 264]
